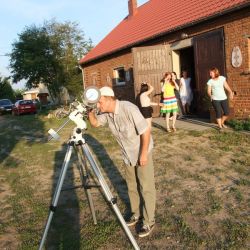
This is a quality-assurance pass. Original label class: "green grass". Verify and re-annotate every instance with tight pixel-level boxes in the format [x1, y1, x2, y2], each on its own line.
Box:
[0, 113, 249, 249]
[220, 219, 249, 248]
[172, 215, 203, 247]
[205, 190, 222, 214]
[227, 118, 250, 131]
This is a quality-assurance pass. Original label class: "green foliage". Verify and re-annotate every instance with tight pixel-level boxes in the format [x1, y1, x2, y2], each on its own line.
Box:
[10, 19, 93, 100]
[10, 25, 61, 96]
[244, 121, 250, 130]
[227, 118, 250, 131]
[0, 76, 15, 101]
[205, 190, 222, 214]
[13, 88, 26, 100]
[210, 131, 249, 146]
[220, 219, 248, 248]
[173, 215, 203, 247]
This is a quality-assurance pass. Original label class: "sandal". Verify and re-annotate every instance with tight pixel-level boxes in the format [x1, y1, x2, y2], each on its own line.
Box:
[172, 127, 176, 132]
[167, 128, 172, 133]
[222, 124, 228, 128]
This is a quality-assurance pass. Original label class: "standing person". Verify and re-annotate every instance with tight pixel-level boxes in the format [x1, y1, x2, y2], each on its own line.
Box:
[179, 70, 193, 114]
[136, 82, 159, 129]
[207, 67, 234, 130]
[160, 72, 179, 132]
[172, 72, 184, 118]
[88, 86, 156, 238]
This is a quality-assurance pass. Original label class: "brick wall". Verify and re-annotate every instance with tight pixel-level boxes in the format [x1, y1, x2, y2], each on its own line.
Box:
[224, 15, 250, 119]
[83, 53, 136, 102]
[82, 7, 250, 118]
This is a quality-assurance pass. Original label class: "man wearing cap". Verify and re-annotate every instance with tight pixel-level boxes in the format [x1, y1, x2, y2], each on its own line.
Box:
[88, 86, 156, 238]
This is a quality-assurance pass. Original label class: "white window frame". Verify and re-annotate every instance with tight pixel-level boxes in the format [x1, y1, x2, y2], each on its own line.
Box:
[113, 67, 126, 86]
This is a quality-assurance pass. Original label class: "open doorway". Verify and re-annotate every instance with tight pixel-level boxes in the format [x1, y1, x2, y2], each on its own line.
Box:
[179, 47, 197, 114]
[172, 46, 199, 115]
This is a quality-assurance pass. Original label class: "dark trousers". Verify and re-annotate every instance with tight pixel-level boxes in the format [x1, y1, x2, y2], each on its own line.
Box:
[212, 99, 229, 119]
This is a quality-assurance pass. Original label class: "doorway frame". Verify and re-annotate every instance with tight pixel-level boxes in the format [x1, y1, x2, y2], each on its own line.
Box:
[170, 37, 193, 77]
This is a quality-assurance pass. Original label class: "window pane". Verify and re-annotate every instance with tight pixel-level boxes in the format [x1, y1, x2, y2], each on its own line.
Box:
[118, 68, 125, 82]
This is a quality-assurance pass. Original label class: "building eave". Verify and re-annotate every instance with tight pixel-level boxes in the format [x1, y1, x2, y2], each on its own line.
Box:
[80, 2, 250, 66]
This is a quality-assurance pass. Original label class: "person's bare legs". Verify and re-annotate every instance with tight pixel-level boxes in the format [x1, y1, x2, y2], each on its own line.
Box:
[146, 118, 152, 130]
[216, 118, 223, 129]
[182, 102, 187, 115]
[221, 115, 228, 128]
[165, 113, 171, 132]
[172, 112, 177, 131]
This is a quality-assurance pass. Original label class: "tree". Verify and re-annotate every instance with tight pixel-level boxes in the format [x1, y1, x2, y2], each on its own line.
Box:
[44, 20, 93, 98]
[14, 89, 26, 101]
[0, 76, 15, 101]
[10, 20, 93, 101]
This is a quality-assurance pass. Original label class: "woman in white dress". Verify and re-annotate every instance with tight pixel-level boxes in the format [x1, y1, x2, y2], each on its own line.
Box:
[179, 70, 193, 114]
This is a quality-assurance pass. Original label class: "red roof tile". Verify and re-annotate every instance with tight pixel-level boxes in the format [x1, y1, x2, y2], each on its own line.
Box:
[80, 0, 249, 64]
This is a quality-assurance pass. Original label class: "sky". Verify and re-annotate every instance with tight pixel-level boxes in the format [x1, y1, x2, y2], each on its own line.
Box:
[0, 0, 148, 89]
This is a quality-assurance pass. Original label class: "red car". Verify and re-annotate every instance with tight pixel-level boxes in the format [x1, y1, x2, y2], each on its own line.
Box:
[12, 100, 37, 115]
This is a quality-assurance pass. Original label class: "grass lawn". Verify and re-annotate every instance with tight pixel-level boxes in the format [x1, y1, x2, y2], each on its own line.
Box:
[0, 113, 249, 249]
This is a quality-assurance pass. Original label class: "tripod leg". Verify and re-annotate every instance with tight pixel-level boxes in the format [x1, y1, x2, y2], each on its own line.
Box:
[75, 145, 97, 225]
[81, 143, 140, 250]
[39, 145, 74, 250]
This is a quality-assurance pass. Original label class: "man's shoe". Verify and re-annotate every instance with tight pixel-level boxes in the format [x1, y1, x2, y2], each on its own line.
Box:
[125, 215, 139, 227]
[138, 224, 155, 238]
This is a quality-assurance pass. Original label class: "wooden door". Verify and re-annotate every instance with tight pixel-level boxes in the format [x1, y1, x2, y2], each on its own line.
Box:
[132, 45, 172, 116]
[194, 28, 225, 114]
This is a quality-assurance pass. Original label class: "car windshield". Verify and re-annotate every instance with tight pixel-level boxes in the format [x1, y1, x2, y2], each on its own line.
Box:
[19, 100, 33, 105]
[0, 99, 12, 105]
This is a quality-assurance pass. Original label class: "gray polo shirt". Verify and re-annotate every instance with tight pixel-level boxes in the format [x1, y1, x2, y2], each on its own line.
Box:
[96, 100, 153, 166]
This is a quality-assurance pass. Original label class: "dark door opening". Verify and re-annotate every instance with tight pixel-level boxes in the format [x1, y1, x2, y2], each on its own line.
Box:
[179, 47, 198, 115]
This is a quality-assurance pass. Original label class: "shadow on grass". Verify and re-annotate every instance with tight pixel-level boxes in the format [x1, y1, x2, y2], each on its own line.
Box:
[44, 142, 81, 249]
[0, 114, 46, 165]
[42, 133, 130, 249]
[84, 134, 130, 214]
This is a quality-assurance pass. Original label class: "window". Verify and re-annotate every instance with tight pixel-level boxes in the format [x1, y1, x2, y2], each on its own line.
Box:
[114, 67, 126, 85]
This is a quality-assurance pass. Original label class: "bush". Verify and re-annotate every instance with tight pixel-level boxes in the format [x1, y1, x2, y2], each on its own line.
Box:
[243, 119, 250, 131]
[227, 119, 250, 131]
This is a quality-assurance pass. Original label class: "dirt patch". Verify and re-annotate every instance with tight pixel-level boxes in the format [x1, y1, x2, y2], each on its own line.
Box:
[0, 175, 20, 249]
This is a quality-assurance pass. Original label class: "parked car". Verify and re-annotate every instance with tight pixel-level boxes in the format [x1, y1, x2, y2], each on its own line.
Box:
[0, 99, 13, 115]
[32, 98, 41, 109]
[12, 100, 37, 115]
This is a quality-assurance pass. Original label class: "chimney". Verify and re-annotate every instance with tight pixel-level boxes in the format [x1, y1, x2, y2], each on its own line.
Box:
[128, 0, 138, 17]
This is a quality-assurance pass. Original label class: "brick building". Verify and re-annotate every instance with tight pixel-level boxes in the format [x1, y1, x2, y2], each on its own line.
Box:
[79, 0, 250, 119]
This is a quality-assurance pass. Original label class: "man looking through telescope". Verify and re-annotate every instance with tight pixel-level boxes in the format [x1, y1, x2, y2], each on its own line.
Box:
[88, 86, 156, 238]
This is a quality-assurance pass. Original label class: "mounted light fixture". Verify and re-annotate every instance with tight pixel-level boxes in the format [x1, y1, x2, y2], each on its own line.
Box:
[181, 32, 188, 39]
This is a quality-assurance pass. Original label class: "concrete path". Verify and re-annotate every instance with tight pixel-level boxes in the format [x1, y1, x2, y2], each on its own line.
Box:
[152, 116, 218, 132]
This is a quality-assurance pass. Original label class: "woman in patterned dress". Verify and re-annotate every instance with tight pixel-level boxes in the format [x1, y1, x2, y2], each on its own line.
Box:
[160, 72, 179, 132]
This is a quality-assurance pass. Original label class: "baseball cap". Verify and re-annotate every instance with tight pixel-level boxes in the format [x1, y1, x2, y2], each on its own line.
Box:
[99, 86, 114, 97]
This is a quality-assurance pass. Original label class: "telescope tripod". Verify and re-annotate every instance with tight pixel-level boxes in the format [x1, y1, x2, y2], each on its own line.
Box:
[39, 128, 140, 250]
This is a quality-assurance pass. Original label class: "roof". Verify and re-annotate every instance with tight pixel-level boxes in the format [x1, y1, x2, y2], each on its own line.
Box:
[80, 0, 249, 65]
[23, 89, 39, 94]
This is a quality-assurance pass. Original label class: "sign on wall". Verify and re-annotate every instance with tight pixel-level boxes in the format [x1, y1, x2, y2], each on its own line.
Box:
[231, 46, 242, 68]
